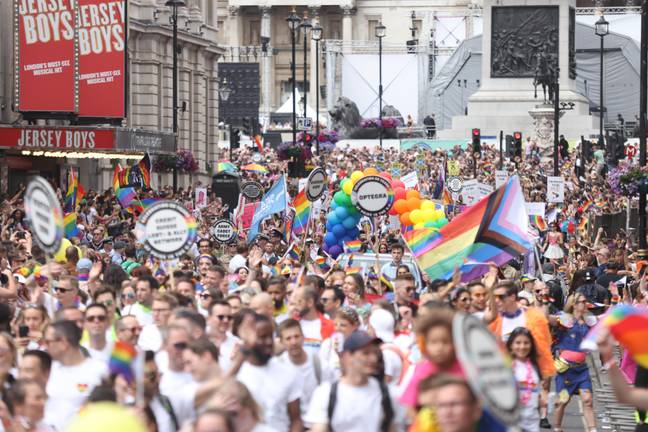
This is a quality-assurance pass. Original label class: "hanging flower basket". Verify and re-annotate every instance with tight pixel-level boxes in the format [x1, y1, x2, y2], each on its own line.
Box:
[277, 142, 313, 161]
[153, 149, 199, 173]
[608, 161, 648, 196]
[360, 117, 401, 129]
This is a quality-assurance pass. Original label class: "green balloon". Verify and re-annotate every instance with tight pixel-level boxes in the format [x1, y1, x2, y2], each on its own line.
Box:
[333, 191, 347, 206]
[424, 221, 436, 228]
[347, 206, 359, 215]
[340, 178, 349, 188]
[339, 193, 353, 207]
[438, 217, 449, 226]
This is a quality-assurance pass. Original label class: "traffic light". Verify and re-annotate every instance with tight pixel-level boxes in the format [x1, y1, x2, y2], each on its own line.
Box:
[505, 134, 514, 157]
[230, 128, 241, 149]
[303, 132, 313, 145]
[242, 117, 251, 136]
[513, 131, 522, 158]
[471, 128, 481, 153]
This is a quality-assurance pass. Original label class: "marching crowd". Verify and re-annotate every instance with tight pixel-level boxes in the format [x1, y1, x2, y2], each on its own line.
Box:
[0, 139, 644, 432]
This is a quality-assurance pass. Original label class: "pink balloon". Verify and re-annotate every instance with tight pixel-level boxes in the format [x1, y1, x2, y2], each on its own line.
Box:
[392, 180, 405, 189]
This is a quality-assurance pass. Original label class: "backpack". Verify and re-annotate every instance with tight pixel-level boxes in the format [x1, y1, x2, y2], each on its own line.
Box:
[327, 379, 393, 432]
[381, 343, 411, 385]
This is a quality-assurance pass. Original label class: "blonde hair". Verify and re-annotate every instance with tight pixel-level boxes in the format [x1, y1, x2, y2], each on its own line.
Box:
[564, 293, 587, 314]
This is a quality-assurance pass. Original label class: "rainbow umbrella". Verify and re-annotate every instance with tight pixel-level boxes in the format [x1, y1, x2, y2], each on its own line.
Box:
[216, 162, 237, 173]
[241, 163, 268, 174]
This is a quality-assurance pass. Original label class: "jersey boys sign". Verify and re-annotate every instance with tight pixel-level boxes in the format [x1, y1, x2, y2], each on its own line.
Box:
[15, 0, 126, 118]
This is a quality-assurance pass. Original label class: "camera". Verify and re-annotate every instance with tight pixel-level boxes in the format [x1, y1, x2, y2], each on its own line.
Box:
[0, 273, 8, 285]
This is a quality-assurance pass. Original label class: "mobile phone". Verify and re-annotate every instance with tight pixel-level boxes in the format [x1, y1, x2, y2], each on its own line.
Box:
[18, 325, 29, 338]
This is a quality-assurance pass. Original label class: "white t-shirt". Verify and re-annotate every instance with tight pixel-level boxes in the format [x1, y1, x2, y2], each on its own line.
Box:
[237, 357, 302, 432]
[501, 312, 527, 342]
[279, 351, 320, 425]
[318, 334, 343, 384]
[305, 378, 393, 432]
[122, 303, 153, 326]
[215, 332, 240, 373]
[300, 318, 323, 357]
[251, 424, 279, 432]
[150, 396, 178, 432]
[82, 340, 113, 364]
[44, 358, 108, 431]
[380, 346, 403, 385]
[513, 359, 540, 432]
[139, 324, 163, 352]
[160, 369, 196, 427]
[228, 254, 247, 274]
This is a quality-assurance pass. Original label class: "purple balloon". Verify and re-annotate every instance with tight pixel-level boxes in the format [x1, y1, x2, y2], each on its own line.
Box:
[329, 245, 343, 258]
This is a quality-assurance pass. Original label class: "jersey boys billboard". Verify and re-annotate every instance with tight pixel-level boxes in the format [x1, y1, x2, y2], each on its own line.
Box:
[15, 0, 126, 118]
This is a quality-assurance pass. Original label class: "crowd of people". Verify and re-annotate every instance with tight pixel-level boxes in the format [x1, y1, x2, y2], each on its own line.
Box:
[0, 139, 644, 432]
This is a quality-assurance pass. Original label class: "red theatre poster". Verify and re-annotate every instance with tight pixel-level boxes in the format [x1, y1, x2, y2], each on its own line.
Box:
[16, 0, 76, 112]
[77, 0, 126, 118]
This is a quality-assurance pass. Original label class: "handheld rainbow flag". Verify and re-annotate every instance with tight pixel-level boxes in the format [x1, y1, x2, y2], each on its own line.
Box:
[578, 216, 588, 232]
[241, 163, 269, 174]
[315, 256, 330, 272]
[254, 135, 264, 152]
[291, 189, 311, 236]
[403, 176, 532, 283]
[113, 165, 143, 214]
[529, 215, 547, 231]
[344, 239, 362, 254]
[109, 341, 137, 384]
[64, 170, 85, 213]
[578, 200, 593, 213]
[345, 267, 363, 276]
[285, 242, 303, 261]
[64, 213, 78, 238]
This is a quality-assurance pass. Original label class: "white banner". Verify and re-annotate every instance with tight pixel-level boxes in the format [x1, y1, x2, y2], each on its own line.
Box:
[401, 171, 419, 189]
[525, 202, 546, 217]
[547, 177, 565, 203]
[495, 170, 508, 189]
[195, 187, 208, 209]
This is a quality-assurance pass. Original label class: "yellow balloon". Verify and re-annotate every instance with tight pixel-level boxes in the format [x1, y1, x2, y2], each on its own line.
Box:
[350, 170, 365, 184]
[414, 222, 426, 230]
[410, 209, 424, 224]
[342, 180, 353, 195]
[421, 200, 436, 211]
[422, 209, 436, 221]
[53, 238, 73, 263]
[364, 167, 379, 176]
[67, 402, 147, 432]
[434, 209, 446, 220]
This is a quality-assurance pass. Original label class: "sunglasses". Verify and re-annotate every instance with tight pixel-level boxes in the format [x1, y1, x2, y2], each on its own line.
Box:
[200, 293, 212, 299]
[173, 341, 188, 350]
[54, 286, 73, 294]
[216, 315, 233, 321]
[122, 293, 135, 300]
[494, 294, 510, 300]
[86, 315, 107, 323]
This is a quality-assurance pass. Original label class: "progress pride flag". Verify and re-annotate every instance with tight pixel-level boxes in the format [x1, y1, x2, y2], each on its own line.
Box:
[17, 0, 76, 112]
[77, 0, 126, 118]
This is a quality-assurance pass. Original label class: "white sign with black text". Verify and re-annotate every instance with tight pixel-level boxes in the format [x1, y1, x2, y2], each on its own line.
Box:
[24, 176, 64, 255]
[547, 176, 565, 203]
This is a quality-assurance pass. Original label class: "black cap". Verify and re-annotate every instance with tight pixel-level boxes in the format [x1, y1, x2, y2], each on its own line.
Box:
[583, 268, 596, 282]
[342, 331, 381, 353]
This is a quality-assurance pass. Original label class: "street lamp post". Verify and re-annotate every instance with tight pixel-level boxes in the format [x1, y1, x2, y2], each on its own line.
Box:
[301, 12, 311, 121]
[375, 22, 386, 149]
[287, 9, 302, 148]
[311, 22, 322, 155]
[595, 15, 609, 149]
[218, 77, 232, 160]
[166, 0, 185, 191]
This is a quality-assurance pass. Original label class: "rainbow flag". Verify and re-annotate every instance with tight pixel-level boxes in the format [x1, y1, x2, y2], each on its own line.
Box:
[529, 215, 547, 231]
[315, 256, 330, 271]
[578, 200, 593, 213]
[241, 163, 268, 174]
[141, 197, 161, 209]
[346, 267, 363, 276]
[109, 341, 137, 384]
[403, 176, 532, 283]
[113, 165, 142, 214]
[254, 135, 264, 152]
[581, 305, 648, 368]
[216, 161, 237, 173]
[344, 239, 362, 254]
[64, 213, 78, 238]
[578, 216, 588, 232]
[285, 242, 302, 261]
[291, 189, 311, 236]
[442, 187, 453, 206]
[64, 170, 85, 213]
[137, 154, 151, 189]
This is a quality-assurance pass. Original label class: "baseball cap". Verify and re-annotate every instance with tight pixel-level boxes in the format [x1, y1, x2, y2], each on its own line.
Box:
[520, 274, 537, 283]
[342, 331, 381, 353]
[114, 241, 127, 250]
[368, 309, 395, 343]
[77, 258, 93, 272]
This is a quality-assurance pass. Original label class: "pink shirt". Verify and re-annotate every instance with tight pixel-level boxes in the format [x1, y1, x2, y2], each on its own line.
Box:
[399, 359, 465, 407]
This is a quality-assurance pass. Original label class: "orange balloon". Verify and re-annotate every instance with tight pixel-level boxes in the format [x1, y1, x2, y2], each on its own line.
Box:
[394, 199, 409, 214]
[406, 197, 422, 212]
[364, 167, 379, 176]
[400, 212, 412, 226]
[406, 189, 421, 200]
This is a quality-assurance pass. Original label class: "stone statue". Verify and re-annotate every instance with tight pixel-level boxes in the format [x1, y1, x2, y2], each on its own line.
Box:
[382, 105, 404, 125]
[329, 97, 399, 139]
[533, 50, 557, 104]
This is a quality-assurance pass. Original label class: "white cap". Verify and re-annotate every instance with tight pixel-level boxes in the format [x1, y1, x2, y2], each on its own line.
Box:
[369, 309, 395, 343]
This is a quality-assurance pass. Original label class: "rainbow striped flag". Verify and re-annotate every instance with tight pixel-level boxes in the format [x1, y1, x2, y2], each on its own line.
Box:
[109, 341, 137, 384]
[64, 170, 85, 213]
[345, 267, 363, 276]
[344, 239, 362, 254]
[113, 165, 142, 214]
[137, 154, 151, 189]
[578, 200, 593, 213]
[141, 197, 161, 209]
[291, 189, 311, 236]
[442, 187, 453, 206]
[581, 305, 648, 368]
[403, 176, 532, 283]
[529, 215, 547, 231]
[64, 213, 78, 238]
[315, 256, 330, 271]
[254, 135, 264, 152]
[285, 242, 302, 261]
[216, 161, 237, 173]
[578, 216, 588, 232]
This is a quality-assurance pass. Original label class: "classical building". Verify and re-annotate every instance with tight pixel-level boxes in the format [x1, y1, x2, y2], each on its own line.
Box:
[0, 0, 224, 193]
[215, 0, 480, 125]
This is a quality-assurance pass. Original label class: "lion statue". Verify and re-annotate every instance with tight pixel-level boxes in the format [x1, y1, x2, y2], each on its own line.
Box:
[329, 96, 399, 139]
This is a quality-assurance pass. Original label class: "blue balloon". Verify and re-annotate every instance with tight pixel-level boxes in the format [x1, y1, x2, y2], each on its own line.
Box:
[335, 206, 349, 220]
[326, 220, 336, 231]
[347, 206, 359, 215]
[331, 200, 339, 210]
[327, 212, 340, 226]
[324, 232, 338, 247]
[332, 224, 346, 238]
[342, 216, 357, 230]
[347, 227, 360, 238]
